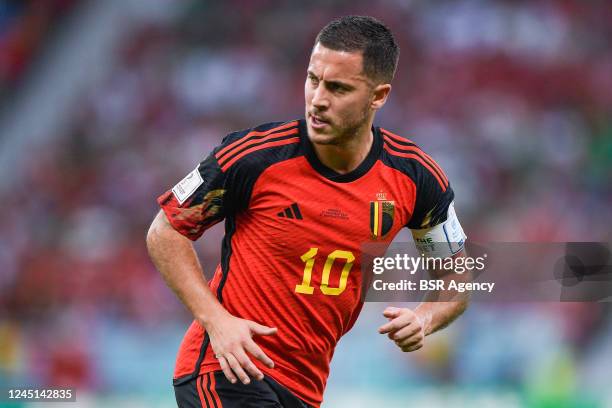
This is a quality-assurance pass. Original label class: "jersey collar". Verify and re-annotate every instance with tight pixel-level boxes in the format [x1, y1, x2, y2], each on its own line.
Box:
[299, 118, 382, 183]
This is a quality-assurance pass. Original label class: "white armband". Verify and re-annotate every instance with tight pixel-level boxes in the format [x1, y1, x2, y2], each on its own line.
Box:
[410, 201, 467, 258]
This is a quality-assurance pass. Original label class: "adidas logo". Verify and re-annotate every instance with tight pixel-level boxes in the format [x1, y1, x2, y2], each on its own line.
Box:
[277, 203, 303, 220]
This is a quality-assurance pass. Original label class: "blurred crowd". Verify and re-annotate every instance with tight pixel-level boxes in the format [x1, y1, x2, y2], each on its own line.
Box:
[0, 0, 78, 103]
[1, 0, 611, 404]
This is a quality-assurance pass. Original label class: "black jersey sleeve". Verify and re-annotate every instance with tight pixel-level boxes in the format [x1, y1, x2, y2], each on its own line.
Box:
[407, 173, 455, 230]
[157, 150, 235, 241]
[157, 120, 301, 240]
[378, 128, 455, 230]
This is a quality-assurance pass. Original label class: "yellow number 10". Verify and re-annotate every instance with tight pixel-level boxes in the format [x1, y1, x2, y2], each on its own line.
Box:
[295, 248, 355, 296]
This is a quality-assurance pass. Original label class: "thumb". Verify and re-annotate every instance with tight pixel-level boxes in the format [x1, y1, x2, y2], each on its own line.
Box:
[383, 307, 401, 319]
[249, 321, 278, 336]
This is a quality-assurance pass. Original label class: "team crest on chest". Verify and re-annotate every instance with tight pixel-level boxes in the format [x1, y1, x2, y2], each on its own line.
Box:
[370, 193, 395, 239]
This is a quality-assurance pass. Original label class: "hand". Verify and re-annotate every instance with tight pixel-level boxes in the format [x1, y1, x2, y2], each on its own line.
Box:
[378, 307, 425, 352]
[203, 312, 277, 384]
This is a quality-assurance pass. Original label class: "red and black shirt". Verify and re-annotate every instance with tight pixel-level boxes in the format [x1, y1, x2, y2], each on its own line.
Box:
[158, 119, 454, 407]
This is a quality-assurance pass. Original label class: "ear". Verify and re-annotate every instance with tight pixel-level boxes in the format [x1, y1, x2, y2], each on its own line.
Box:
[371, 83, 392, 110]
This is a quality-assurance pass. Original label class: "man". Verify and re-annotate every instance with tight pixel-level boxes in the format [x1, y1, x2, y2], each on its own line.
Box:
[147, 16, 468, 408]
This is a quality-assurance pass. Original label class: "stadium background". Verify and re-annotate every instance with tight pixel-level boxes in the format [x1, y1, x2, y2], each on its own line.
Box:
[0, 0, 611, 406]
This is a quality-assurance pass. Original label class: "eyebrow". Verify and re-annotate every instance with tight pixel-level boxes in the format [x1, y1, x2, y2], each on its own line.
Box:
[307, 70, 355, 90]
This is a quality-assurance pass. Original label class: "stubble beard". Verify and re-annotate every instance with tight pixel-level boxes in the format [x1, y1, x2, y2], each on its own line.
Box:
[308, 104, 372, 147]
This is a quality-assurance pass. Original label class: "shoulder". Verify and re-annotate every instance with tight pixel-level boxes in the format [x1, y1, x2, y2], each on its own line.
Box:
[214, 120, 302, 174]
[379, 127, 449, 193]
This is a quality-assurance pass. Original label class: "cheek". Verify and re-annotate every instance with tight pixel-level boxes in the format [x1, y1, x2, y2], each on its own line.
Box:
[304, 83, 312, 104]
[338, 98, 369, 124]
[339, 98, 363, 117]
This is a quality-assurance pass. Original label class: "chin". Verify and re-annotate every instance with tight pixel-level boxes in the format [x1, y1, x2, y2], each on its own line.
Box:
[307, 126, 338, 145]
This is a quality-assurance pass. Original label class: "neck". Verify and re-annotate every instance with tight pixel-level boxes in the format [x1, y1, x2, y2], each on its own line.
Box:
[311, 121, 374, 175]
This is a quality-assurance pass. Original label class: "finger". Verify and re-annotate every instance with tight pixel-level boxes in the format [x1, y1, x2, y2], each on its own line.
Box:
[397, 332, 422, 347]
[380, 310, 419, 334]
[383, 307, 401, 319]
[379, 316, 409, 334]
[244, 340, 274, 368]
[391, 324, 421, 342]
[398, 337, 421, 348]
[401, 342, 423, 352]
[249, 322, 278, 336]
[378, 320, 398, 334]
[217, 356, 237, 384]
[234, 347, 264, 381]
[225, 353, 251, 384]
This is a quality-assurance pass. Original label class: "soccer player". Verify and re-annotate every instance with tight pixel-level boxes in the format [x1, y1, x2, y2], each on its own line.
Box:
[147, 15, 468, 408]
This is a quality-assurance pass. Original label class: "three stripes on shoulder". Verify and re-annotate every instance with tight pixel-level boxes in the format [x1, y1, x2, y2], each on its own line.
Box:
[211, 120, 449, 195]
[381, 129, 449, 192]
[215, 121, 300, 172]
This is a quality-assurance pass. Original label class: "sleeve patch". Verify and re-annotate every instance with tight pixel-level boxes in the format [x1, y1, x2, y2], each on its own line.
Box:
[172, 167, 204, 205]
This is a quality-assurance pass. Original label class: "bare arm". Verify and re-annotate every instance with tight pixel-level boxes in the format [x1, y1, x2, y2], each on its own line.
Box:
[146, 210, 226, 325]
[146, 210, 276, 383]
[412, 298, 468, 337]
[414, 250, 470, 336]
[379, 250, 470, 351]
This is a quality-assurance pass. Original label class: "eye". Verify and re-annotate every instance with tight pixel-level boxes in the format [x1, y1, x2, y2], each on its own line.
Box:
[328, 83, 347, 94]
[307, 73, 319, 85]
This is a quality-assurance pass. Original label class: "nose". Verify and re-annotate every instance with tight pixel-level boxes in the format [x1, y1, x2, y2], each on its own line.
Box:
[311, 85, 330, 111]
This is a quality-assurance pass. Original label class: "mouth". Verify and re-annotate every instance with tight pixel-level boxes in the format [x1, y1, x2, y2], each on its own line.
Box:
[309, 113, 330, 129]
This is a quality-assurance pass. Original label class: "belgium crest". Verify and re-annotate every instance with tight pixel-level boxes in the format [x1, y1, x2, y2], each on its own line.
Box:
[370, 199, 395, 239]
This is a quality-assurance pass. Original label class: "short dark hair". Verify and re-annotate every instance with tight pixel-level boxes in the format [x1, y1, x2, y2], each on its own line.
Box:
[315, 15, 399, 84]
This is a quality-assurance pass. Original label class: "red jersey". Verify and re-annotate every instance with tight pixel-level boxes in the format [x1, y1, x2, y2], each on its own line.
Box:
[158, 119, 454, 407]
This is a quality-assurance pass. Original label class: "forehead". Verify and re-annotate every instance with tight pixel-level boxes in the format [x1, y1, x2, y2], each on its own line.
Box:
[308, 43, 369, 84]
